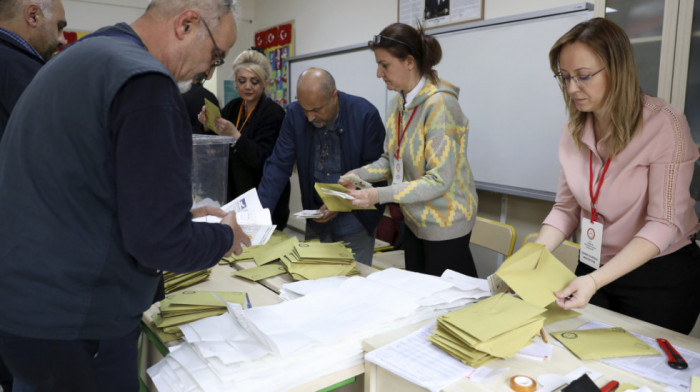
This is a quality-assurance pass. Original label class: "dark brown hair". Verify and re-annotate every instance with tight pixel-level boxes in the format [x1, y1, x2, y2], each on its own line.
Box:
[368, 22, 442, 84]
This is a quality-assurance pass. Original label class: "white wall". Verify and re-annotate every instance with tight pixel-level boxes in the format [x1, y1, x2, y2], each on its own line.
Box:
[225, 0, 586, 263]
[60, 0, 583, 267]
[62, 0, 146, 32]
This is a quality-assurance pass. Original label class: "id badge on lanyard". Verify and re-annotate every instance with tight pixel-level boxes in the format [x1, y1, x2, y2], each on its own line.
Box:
[580, 217, 603, 269]
[580, 151, 611, 269]
[393, 160, 404, 184]
[393, 107, 417, 185]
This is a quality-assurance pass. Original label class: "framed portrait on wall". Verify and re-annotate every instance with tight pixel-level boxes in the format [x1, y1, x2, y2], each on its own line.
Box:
[398, 0, 483, 29]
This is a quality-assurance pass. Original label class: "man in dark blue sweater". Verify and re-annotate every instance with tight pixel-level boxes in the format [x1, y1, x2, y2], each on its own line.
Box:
[258, 68, 386, 266]
[0, 1, 247, 391]
[0, 1, 67, 390]
[0, 0, 67, 139]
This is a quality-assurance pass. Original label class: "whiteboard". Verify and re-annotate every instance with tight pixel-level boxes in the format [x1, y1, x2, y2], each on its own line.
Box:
[289, 4, 593, 200]
[289, 46, 388, 122]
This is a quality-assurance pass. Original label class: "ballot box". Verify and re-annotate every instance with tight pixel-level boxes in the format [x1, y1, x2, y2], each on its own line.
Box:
[191, 135, 236, 208]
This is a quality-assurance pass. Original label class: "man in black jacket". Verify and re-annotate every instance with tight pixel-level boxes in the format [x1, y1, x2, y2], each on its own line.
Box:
[0, 2, 66, 389]
[0, 0, 67, 139]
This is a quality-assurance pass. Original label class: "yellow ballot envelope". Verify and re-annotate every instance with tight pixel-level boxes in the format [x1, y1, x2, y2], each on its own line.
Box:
[550, 327, 660, 360]
[691, 376, 700, 392]
[314, 183, 375, 211]
[541, 303, 580, 325]
[495, 243, 576, 307]
[204, 98, 221, 133]
[233, 263, 287, 281]
[439, 292, 546, 342]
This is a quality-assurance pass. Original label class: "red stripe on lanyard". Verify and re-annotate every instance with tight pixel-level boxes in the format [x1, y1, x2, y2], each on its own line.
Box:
[589, 150, 611, 223]
[395, 107, 418, 160]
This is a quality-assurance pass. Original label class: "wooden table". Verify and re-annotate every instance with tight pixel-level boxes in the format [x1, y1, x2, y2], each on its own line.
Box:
[363, 304, 700, 391]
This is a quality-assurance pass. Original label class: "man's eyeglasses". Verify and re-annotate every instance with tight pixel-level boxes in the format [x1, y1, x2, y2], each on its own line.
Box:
[200, 18, 225, 68]
[554, 68, 605, 88]
[370, 35, 417, 56]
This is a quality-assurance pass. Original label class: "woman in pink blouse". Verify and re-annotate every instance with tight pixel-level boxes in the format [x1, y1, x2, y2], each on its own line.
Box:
[536, 18, 700, 334]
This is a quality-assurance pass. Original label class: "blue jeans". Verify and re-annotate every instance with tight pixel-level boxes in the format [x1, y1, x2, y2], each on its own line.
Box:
[305, 222, 375, 266]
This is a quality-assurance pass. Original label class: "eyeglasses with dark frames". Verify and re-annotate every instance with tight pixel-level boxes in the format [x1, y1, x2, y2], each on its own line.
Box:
[200, 18, 225, 69]
[554, 68, 605, 88]
[370, 35, 417, 56]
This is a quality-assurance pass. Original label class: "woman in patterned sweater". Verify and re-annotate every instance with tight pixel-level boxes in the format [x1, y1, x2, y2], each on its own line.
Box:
[342, 22, 479, 277]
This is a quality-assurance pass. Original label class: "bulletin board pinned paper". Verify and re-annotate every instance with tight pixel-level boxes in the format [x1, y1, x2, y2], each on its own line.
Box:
[254, 22, 293, 108]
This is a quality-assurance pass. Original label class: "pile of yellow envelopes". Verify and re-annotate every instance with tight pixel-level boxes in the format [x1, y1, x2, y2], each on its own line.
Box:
[231, 235, 360, 282]
[429, 292, 547, 367]
[280, 239, 360, 280]
[151, 290, 247, 342]
[220, 230, 292, 266]
[163, 269, 212, 294]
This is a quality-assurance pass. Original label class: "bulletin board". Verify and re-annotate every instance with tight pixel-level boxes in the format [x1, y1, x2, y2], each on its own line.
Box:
[255, 22, 293, 108]
[399, 0, 483, 30]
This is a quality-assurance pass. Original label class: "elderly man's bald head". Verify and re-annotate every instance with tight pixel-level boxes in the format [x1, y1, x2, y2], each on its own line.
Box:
[296, 68, 339, 129]
[297, 68, 337, 99]
[0, 0, 67, 61]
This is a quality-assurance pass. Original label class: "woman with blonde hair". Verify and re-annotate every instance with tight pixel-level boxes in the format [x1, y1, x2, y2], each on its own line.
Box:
[537, 18, 700, 333]
[199, 49, 290, 228]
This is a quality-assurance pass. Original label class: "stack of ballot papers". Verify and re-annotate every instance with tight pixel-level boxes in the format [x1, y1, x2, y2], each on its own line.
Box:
[219, 231, 291, 266]
[163, 269, 212, 294]
[193, 188, 276, 246]
[232, 237, 361, 282]
[150, 291, 247, 342]
[429, 292, 547, 367]
[489, 242, 576, 307]
[281, 239, 359, 280]
[147, 268, 490, 392]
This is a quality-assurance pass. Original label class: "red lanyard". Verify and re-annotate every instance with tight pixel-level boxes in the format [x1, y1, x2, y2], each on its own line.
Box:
[589, 150, 611, 223]
[395, 107, 418, 159]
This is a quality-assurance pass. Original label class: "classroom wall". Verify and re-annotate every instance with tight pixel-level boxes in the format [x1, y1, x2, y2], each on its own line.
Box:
[228, 0, 584, 260]
[58, 0, 578, 262]
[62, 0, 146, 32]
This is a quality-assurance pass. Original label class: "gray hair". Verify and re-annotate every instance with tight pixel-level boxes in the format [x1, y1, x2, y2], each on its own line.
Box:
[0, 0, 55, 20]
[146, 0, 237, 28]
[232, 49, 273, 86]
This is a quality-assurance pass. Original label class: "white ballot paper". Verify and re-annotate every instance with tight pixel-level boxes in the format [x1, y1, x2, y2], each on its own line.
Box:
[321, 187, 355, 200]
[192, 188, 275, 246]
[293, 210, 324, 219]
[365, 321, 503, 392]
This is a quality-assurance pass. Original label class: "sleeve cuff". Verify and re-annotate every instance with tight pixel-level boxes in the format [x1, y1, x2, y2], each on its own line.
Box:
[635, 220, 677, 253]
[542, 210, 579, 239]
[376, 186, 394, 204]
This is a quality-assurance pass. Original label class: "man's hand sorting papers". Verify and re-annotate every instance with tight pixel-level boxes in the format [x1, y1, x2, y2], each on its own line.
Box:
[192, 188, 276, 247]
[222, 212, 250, 256]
